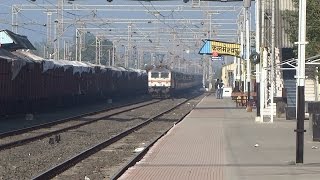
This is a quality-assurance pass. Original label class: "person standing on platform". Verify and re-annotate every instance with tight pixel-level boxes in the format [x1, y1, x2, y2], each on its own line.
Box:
[214, 79, 220, 98]
[218, 80, 224, 99]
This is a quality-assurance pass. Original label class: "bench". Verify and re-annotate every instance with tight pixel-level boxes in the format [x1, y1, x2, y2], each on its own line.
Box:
[231, 92, 246, 107]
[231, 92, 257, 107]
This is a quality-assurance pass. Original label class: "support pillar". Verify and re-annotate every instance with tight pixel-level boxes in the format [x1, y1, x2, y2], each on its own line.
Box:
[295, 0, 306, 164]
[245, 6, 251, 109]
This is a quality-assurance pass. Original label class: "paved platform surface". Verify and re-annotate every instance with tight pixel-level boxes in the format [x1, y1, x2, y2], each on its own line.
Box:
[118, 95, 320, 180]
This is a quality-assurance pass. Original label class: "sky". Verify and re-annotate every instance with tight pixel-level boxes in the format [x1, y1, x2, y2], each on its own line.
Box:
[0, 0, 255, 65]
[0, 0, 254, 41]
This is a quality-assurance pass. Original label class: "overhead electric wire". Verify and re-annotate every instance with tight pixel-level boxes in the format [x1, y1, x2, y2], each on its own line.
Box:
[138, 0, 193, 50]
[149, 1, 175, 18]
[17, 0, 243, 60]
[21, 0, 116, 43]
[0, 20, 47, 36]
[138, 0, 243, 57]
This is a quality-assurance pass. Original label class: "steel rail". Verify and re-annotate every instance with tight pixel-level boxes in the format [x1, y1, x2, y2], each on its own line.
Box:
[32, 94, 202, 180]
[0, 98, 153, 138]
[111, 99, 197, 180]
[0, 99, 161, 151]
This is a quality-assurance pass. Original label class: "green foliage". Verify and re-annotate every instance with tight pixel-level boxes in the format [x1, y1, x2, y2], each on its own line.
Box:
[284, 0, 320, 83]
[283, 0, 320, 57]
[32, 33, 114, 64]
[81, 33, 113, 65]
[32, 40, 46, 57]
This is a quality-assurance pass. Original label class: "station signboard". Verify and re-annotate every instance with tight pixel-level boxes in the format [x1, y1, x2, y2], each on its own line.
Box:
[199, 39, 240, 57]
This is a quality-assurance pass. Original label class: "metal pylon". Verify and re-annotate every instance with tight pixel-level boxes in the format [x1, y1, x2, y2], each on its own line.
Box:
[260, 0, 276, 122]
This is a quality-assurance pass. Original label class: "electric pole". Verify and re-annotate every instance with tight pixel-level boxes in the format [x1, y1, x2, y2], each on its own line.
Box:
[296, 0, 306, 164]
[244, 0, 251, 109]
[255, 0, 261, 120]
[56, 0, 64, 60]
[45, 11, 53, 59]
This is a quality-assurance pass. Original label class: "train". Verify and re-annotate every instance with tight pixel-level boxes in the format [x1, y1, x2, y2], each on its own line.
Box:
[0, 30, 148, 117]
[147, 66, 203, 98]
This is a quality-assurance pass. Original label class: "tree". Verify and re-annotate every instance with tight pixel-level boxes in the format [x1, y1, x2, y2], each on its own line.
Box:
[32, 34, 114, 64]
[32, 40, 47, 57]
[80, 33, 113, 65]
[284, 0, 320, 57]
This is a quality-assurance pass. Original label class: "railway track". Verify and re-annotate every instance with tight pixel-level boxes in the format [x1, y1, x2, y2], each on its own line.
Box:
[31, 93, 204, 180]
[0, 93, 202, 180]
[0, 97, 153, 137]
[0, 99, 161, 151]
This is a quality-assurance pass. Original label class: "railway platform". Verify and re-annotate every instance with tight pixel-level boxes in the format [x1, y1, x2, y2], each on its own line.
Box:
[118, 95, 320, 180]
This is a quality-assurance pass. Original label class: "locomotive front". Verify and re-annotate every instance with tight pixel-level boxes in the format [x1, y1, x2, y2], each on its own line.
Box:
[147, 67, 172, 98]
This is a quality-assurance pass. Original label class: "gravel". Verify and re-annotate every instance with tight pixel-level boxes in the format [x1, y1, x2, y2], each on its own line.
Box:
[0, 95, 152, 133]
[0, 100, 160, 146]
[0, 96, 192, 180]
[52, 93, 205, 180]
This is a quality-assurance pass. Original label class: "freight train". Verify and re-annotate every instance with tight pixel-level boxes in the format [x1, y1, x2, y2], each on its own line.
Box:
[0, 30, 147, 117]
[147, 66, 202, 98]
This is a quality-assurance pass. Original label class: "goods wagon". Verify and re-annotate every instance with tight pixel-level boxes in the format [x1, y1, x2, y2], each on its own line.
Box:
[0, 49, 147, 117]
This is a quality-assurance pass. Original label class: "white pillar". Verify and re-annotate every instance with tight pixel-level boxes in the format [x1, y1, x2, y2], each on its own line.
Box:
[245, 7, 251, 92]
[260, 48, 267, 120]
[295, 0, 307, 163]
[112, 41, 115, 66]
[240, 22, 245, 91]
[255, 0, 261, 121]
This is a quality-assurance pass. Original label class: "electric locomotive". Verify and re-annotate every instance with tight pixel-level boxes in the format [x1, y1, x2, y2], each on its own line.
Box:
[147, 65, 202, 98]
[148, 66, 172, 98]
